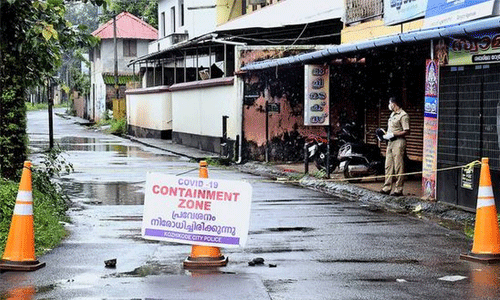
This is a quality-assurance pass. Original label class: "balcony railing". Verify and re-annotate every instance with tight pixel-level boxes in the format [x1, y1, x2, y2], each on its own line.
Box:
[170, 33, 189, 45]
[345, 0, 383, 25]
[149, 33, 190, 53]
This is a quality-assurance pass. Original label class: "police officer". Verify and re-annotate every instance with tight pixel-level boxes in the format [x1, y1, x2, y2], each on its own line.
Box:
[380, 97, 410, 196]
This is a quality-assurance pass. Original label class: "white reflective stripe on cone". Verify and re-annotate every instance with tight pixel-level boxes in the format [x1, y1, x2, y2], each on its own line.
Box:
[477, 199, 496, 209]
[13, 204, 33, 216]
[16, 190, 32, 202]
[478, 186, 494, 198]
[477, 186, 496, 208]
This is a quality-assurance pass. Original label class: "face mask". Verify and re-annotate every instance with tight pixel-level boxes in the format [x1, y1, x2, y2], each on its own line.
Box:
[388, 103, 394, 111]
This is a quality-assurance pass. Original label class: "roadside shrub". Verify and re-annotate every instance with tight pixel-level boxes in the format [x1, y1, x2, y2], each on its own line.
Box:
[109, 118, 127, 136]
[26, 102, 49, 111]
[25, 102, 68, 111]
[0, 179, 18, 250]
[0, 148, 73, 255]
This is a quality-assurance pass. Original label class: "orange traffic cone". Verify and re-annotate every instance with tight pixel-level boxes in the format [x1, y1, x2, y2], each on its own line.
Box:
[183, 161, 228, 269]
[0, 161, 46, 271]
[460, 157, 500, 263]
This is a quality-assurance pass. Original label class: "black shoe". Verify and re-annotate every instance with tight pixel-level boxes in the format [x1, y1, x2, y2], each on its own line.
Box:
[391, 192, 403, 197]
[380, 189, 390, 195]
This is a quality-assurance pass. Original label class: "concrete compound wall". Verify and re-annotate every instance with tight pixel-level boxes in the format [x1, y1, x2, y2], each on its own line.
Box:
[170, 77, 239, 156]
[126, 86, 173, 139]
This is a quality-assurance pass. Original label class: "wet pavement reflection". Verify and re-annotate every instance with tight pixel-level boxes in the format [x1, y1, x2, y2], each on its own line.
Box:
[61, 180, 145, 205]
[468, 263, 500, 299]
[0, 274, 35, 300]
[30, 138, 180, 160]
[9, 110, 500, 299]
[2, 285, 35, 300]
[29, 132, 189, 206]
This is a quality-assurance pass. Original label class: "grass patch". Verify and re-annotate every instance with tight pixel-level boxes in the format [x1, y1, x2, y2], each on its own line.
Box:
[463, 213, 500, 239]
[25, 102, 67, 111]
[92, 118, 127, 136]
[463, 220, 474, 239]
[0, 149, 72, 256]
[287, 172, 306, 181]
[311, 169, 327, 179]
[202, 157, 231, 167]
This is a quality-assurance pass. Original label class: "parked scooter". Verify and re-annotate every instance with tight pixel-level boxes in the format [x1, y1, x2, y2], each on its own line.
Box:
[307, 136, 339, 172]
[337, 124, 384, 181]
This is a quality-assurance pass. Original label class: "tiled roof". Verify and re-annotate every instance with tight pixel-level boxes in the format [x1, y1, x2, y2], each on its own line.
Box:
[92, 11, 157, 40]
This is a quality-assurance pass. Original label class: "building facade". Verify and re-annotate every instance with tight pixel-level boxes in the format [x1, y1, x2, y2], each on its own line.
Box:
[90, 12, 157, 122]
[241, 0, 500, 210]
[126, 0, 342, 160]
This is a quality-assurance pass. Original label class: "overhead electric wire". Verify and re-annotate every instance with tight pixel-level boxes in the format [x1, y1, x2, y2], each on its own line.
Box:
[221, 32, 341, 44]
[291, 23, 309, 46]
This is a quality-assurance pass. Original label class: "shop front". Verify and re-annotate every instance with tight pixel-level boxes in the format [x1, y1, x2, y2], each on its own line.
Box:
[241, 16, 500, 209]
[437, 32, 500, 210]
[241, 43, 428, 172]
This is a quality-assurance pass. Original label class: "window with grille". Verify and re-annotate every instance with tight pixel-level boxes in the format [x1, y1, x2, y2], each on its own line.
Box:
[95, 46, 100, 60]
[345, 0, 383, 25]
[179, 0, 184, 26]
[161, 12, 166, 37]
[123, 40, 137, 57]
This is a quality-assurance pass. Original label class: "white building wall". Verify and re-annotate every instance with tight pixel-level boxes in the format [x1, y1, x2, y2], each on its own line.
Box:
[90, 37, 153, 121]
[183, 0, 217, 39]
[153, 0, 217, 52]
[171, 83, 237, 139]
[127, 90, 172, 131]
[98, 39, 151, 74]
[95, 73, 106, 122]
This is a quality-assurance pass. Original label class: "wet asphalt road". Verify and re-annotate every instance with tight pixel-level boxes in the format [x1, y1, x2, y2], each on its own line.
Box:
[0, 109, 499, 299]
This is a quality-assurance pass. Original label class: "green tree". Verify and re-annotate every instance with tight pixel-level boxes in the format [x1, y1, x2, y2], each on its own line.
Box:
[100, 0, 158, 28]
[65, 1, 101, 34]
[0, 0, 105, 179]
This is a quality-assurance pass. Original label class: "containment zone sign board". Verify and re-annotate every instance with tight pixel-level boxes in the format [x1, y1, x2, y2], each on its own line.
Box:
[142, 172, 252, 248]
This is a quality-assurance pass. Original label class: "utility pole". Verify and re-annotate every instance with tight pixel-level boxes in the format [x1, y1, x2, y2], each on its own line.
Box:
[114, 14, 119, 102]
[0, 0, 3, 168]
[47, 78, 54, 150]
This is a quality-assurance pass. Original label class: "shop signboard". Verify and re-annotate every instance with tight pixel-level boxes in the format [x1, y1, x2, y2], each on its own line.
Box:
[384, 0, 427, 26]
[267, 102, 280, 113]
[304, 65, 329, 126]
[422, 60, 439, 200]
[424, 0, 495, 29]
[142, 172, 253, 248]
[448, 32, 500, 65]
[461, 165, 474, 190]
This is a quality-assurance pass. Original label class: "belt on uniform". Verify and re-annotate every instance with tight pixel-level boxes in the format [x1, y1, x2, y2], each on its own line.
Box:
[389, 137, 405, 142]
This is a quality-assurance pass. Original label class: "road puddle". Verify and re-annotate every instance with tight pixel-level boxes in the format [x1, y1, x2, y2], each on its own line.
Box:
[31, 136, 189, 206]
[30, 137, 180, 161]
[266, 227, 315, 232]
[107, 263, 186, 277]
[469, 264, 500, 298]
[106, 263, 235, 279]
[0, 285, 36, 299]
[316, 258, 420, 264]
[62, 181, 145, 205]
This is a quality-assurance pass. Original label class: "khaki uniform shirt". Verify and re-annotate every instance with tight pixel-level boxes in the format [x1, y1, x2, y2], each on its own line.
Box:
[388, 109, 410, 134]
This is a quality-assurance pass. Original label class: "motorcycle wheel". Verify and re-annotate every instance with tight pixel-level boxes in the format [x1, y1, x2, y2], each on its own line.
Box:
[314, 153, 337, 172]
[343, 160, 362, 183]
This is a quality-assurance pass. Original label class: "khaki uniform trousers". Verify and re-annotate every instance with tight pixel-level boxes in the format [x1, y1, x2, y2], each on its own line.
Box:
[382, 138, 406, 194]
